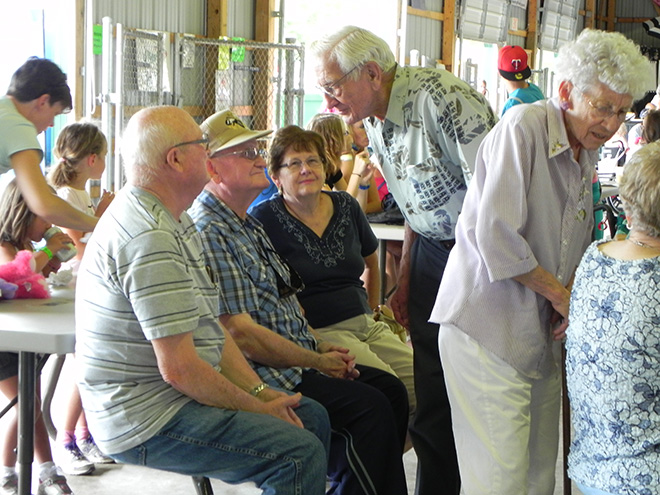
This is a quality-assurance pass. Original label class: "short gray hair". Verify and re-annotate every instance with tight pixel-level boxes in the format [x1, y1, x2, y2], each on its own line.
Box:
[555, 29, 654, 101]
[309, 26, 396, 80]
[619, 140, 660, 237]
[121, 106, 184, 186]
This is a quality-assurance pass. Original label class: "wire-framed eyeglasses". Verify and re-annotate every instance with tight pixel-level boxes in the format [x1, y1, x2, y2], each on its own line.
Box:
[280, 156, 324, 172]
[170, 134, 210, 153]
[316, 65, 361, 99]
[213, 147, 268, 161]
[575, 87, 633, 122]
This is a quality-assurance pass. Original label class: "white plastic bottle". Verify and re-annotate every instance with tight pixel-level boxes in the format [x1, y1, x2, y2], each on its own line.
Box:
[43, 227, 77, 262]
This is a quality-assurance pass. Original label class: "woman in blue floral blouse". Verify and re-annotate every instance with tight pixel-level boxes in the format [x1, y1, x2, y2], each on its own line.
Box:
[566, 140, 660, 495]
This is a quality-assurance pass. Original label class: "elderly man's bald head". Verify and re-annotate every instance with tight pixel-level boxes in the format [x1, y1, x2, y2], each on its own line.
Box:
[121, 106, 202, 185]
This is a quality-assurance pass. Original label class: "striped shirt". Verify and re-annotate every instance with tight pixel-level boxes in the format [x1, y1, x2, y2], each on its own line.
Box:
[189, 190, 316, 391]
[75, 186, 224, 454]
[431, 98, 596, 378]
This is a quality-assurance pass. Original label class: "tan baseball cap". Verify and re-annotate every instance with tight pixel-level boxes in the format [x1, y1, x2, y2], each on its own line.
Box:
[201, 109, 272, 155]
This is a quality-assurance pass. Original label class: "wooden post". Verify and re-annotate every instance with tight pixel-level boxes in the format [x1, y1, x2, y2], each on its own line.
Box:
[526, 0, 539, 69]
[442, 0, 455, 73]
[606, 0, 616, 31]
[584, 0, 596, 29]
[253, 0, 277, 131]
[206, 0, 226, 38]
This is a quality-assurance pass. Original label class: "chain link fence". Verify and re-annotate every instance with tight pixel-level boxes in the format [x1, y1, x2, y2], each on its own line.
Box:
[105, 25, 305, 188]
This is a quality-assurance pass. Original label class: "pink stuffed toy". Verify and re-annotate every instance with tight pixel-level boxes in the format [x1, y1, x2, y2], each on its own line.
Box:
[0, 250, 50, 299]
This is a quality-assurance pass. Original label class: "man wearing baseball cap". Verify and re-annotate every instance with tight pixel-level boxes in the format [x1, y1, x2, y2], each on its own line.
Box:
[498, 45, 544, 116]
[75, 106, 331, 494]
[189, 109, 410, 494]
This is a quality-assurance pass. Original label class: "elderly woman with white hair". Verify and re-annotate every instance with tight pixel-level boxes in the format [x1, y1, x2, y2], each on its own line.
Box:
[431, 29, 654, 495]
[566, 140, 660, 495]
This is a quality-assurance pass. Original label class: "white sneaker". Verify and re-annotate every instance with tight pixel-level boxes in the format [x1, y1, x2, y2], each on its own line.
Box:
[0, 474, 17, 495]
[78, 436, 114, 464]
[37, 474, 73, 495]
[58, 443, 95, 476]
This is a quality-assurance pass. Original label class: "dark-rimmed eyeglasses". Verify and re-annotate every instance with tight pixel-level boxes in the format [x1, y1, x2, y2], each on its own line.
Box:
[170, 134, 210, 153]
[575, 87, 633, 122]
[213, 147, 268, 161]
[316, 65, 361, 99]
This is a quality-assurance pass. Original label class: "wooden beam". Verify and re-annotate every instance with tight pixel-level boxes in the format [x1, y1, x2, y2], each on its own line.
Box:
[442, 0, 455, 72]
[597, 0, 607, 30]
[508, 29, 528, 37]
[617, 17, 656, 23]
[253, 0, 277, 131]
[206, 0, 226, 38]
[254, 0, 272, 42]
[606, 0, 616, 31]
[407, 6, 444, 21]
[204, 0, 225, 123]
[526, 0, 538, 69]
[583, 0, 596, 29]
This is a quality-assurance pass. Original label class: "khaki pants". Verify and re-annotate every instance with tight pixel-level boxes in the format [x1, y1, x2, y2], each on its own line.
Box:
[439, 323, 561, 495]
[316, 313, 416, 416]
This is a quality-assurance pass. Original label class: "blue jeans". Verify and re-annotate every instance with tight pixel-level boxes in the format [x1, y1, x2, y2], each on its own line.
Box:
[111, 396, 330, 495]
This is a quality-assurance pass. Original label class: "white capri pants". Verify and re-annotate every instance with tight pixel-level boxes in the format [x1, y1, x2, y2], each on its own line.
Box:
[438, 323, 561, 495]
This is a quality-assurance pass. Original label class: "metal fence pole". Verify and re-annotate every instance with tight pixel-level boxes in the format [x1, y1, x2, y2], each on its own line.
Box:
[101, 16, 115, 192]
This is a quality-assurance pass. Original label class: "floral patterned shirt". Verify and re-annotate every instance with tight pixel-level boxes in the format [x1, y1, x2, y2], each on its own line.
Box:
[364, 65, 496, 240]
[566, 241, 660, 494]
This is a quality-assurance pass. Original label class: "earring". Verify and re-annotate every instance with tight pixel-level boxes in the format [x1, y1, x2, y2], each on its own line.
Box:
[625, 217, 632, 230]
[560, 100, 570, 111]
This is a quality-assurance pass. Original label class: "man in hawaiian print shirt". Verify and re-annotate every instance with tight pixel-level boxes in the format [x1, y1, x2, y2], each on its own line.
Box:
[311, 26, 496, 495]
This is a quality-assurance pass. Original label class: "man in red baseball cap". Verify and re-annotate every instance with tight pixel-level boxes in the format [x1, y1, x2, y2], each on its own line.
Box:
[498, 45, 544, 116]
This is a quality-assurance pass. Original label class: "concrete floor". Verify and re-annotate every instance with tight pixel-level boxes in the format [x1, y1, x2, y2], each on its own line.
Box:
[2, 355, 577, 494]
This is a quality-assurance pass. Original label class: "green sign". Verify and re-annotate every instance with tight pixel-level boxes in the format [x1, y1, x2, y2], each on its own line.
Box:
[93, 24, 102, 55]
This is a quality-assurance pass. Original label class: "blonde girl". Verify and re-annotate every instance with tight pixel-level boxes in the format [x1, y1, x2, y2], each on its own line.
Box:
[48, 122, 113, 270]
[307, 113, 379, 212]
[47, 122, 115, 474]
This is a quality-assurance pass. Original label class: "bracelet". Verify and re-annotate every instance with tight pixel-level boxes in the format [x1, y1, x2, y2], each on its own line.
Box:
[39, 246, 54, 260]
[249, 382, 270, 397]
[352, 172, 362, 177]
[358, 183, 370, 190]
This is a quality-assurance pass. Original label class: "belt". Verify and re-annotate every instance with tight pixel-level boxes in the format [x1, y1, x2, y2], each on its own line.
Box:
[438, 239, 455, 250]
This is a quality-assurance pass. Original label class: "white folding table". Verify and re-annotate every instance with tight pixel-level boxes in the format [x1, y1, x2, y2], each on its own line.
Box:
[0, 286, 75, 495]
[369, 223, 405, 304]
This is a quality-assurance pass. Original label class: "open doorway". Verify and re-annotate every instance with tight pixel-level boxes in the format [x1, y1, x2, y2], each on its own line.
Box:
[282, 0, 399, 125]
[455, 39, 500, 113]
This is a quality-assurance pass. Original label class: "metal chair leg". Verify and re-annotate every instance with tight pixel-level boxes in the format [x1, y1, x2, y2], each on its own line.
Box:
[192, 476, 214, 495]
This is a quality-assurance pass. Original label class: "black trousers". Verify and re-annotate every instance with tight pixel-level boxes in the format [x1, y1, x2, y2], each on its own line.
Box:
[408, 236, 460, 495]
[295, 365, 409, 495]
